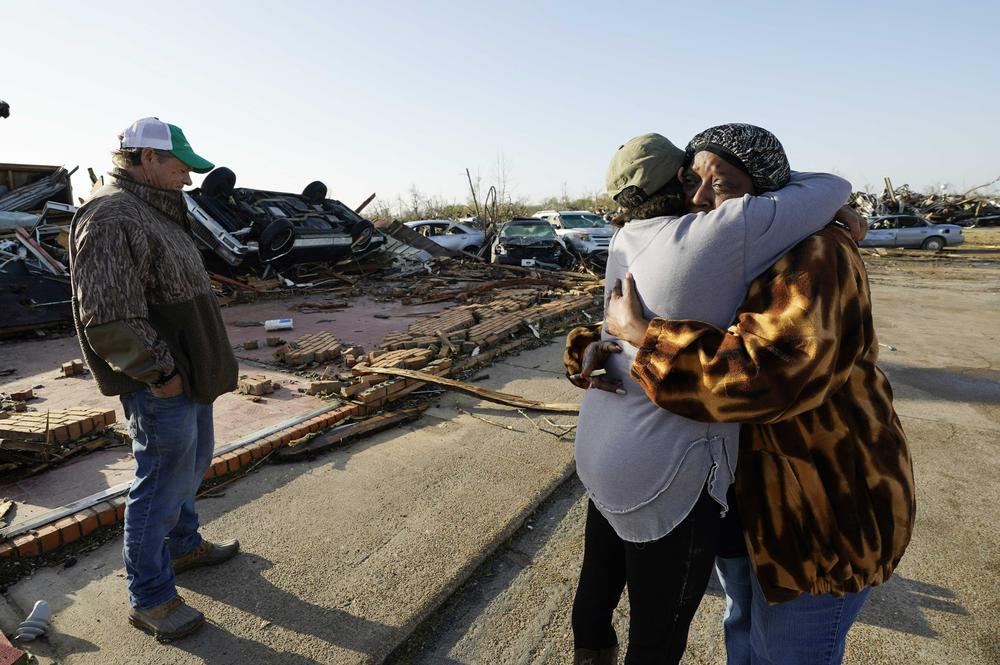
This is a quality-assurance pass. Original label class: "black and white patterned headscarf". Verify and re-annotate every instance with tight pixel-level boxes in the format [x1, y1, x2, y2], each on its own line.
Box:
[686, 124, 791, 193]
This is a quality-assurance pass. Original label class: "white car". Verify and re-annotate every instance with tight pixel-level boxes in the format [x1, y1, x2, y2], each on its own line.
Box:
[403, 220, 486, 255]
[532, 210, 614, 264]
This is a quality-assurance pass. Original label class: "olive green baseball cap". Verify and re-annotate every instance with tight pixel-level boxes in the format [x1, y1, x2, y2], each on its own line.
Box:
[605, 133, 686, 202]
[120, 117, 215, 173]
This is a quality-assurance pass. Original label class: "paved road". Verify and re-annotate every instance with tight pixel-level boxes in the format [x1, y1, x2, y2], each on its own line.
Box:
[389, 263, 1000, 665]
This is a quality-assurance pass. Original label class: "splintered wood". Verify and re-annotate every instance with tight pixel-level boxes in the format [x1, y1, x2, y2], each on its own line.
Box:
[357, 366, 580, 413]
[0, 408, 116, 445]
[275, 332, 343, 364]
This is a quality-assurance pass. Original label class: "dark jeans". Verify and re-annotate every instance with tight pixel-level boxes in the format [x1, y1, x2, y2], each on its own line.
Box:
[120, 389, 215, 609]
[572, 489, 722, 664]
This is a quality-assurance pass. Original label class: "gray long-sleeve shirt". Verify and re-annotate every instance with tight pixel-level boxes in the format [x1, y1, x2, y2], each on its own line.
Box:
[574, 172, 851, 542]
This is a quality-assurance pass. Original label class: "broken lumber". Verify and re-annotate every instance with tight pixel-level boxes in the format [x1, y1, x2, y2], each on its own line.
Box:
[355, 366, 580, 413]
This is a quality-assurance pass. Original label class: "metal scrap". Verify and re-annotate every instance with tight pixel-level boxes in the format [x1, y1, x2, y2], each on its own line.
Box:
[851, 176, 1000, 227]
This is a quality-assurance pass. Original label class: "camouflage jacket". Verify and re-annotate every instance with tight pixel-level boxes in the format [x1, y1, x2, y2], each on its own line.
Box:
[564, 227, 915, 603]
[69, 170, 237, 404]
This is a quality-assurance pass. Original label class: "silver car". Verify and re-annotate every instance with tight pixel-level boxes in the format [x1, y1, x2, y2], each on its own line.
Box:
[532, 210, 614, 261]
[860, 215, 965, 251]
[403, 220, 486, 254]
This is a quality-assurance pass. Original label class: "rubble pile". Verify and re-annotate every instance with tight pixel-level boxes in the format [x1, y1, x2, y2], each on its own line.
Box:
[244, 269, 600, 409]
[0, 164, 78, 337]
[850, 177, 1000, 227]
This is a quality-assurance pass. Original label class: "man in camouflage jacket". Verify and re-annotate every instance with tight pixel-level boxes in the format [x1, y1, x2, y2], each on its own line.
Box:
[69, 118, 240, 640]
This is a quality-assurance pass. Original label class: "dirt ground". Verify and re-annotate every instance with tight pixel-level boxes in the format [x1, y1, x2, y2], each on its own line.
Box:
[389, 229, 1000, 665]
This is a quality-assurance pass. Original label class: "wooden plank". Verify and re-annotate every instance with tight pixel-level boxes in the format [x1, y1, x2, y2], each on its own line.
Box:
[355, 367, 579, 413]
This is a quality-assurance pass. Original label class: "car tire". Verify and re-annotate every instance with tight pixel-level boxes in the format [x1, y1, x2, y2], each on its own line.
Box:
[302, 181, 328, 204]
[201, 167, 236, 198]
[921, 237, 945, 251]
[350, 219, 375, 251]
[259, 219, 295, 262]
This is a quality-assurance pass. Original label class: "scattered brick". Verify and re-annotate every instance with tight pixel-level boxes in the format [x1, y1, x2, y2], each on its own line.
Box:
[238, 375, 274, 396]
[0, 408, 115, 444]
[61, 359, 85, 377]
[275, 331, 343, 364]
[307, 380, 342, 396]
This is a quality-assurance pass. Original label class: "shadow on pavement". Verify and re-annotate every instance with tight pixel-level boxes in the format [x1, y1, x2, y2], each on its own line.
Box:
[177, 553, 399, 662]
[168, 621, 328, 665]
[879, 363, 1000, 406]
[703, 569, 966, 639]
[857, 573, 966, 638]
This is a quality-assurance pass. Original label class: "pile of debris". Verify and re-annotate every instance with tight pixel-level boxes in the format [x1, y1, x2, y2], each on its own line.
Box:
[0, 164, 77, 337]
[242, 268, 601, 403]
[850, 176, 1000, 227]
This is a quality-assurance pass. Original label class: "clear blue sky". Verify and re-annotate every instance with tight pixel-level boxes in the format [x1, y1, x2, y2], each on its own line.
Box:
[3, 0, 998, 209]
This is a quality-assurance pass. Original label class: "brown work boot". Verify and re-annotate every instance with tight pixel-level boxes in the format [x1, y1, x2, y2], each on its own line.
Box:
[171, 538, 240, 575]
[129, 595, 204, 641]
[573, 646, 618, 665]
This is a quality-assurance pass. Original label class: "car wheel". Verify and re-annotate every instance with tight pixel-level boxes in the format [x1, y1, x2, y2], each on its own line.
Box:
[259, 219, 295, 262]
[921, 237, 945, 251]
[302, 181, 328, 204]
[350, 219, 375, 251]
[201, 167, 236, 198]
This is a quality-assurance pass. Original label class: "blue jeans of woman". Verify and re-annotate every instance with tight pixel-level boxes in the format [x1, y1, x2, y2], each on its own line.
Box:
[715, 555, 872, 665]
[120, 389, 215, 609]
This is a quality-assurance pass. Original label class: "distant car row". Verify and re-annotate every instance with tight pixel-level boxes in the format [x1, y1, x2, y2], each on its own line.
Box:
[184, 177, 962, 277]
[405, 210, 613, 270]
[406, 211, 964, 273]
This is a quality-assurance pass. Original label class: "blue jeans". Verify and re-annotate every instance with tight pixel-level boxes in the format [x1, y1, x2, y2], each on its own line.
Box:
[120, 389, 215, 609]
[715, 555, 871, 665]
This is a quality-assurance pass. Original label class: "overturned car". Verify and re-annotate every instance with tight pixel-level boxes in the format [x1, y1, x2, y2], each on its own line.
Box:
[185, 167, 383, 273]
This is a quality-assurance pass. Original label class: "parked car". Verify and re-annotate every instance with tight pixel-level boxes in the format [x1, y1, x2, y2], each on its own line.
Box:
[403, 220, 485, 255]
[185, 167, 383, 272]
[491, 218, 571, 271]
[532, 210, 614, 264]
[860, 214, 965, 251]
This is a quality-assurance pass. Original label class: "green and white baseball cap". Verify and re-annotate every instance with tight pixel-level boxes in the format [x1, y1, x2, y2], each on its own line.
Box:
[606, 133, 685, 202]
[120, 117, 214, 173]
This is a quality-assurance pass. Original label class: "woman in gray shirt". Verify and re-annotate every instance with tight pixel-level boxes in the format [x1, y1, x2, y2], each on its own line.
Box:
[571, 126, 855, 665]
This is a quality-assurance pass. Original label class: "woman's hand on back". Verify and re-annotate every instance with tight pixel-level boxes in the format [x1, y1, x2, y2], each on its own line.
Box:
[569, 341, 625, 394]
[605, 273, 651, 347]
[835, 206, 867, 243]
